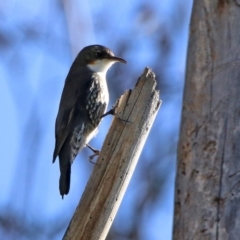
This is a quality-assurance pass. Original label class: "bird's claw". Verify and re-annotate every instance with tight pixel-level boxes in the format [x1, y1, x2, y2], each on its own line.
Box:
[86, 144, 100, 164]
[116, 115, 132, 123]
[102, 106, 132, 123]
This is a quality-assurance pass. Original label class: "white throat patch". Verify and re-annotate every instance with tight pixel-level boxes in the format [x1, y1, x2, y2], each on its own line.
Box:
[87, 59, 115, 75]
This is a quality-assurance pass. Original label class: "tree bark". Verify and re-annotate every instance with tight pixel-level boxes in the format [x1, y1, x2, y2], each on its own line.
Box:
[63, 68, 161, 240]
[173, 0, 240, 240]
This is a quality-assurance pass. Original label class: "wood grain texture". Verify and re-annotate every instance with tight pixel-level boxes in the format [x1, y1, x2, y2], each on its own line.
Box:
[173, 1, 240, 240]
[63, 67, 161, 240]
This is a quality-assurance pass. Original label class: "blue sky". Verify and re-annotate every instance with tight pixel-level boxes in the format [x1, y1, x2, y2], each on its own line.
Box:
[0, 0, 192, 239]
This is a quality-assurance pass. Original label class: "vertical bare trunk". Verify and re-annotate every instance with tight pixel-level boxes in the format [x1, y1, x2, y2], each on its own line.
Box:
[173, 0, 240, 239]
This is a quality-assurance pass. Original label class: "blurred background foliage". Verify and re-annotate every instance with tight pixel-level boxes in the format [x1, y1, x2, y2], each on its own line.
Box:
[0, 0, 192, 239]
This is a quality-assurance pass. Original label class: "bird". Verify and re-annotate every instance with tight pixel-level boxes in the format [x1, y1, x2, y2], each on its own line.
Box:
[53, 45, 127, 198]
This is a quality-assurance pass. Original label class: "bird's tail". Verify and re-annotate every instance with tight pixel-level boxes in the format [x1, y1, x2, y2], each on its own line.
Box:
[58, 142, 72, 199]
[59, 162, 71, 199]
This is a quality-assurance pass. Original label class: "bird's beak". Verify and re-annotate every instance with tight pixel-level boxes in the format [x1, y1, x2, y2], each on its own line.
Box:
[108, 56, 127, 64]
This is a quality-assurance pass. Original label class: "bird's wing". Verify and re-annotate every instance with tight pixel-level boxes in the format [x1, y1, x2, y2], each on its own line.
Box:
[53, 68, 94, 162]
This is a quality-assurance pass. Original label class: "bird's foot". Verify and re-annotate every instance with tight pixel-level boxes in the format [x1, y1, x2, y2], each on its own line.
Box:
[86, 144, 100, 164]
[89, 151, 100, 163]
[101, 106, 132, 123]
[101, 108, 115, 118]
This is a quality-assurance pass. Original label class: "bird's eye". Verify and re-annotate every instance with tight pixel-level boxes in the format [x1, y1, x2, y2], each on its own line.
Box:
[96, 51, 104, 58]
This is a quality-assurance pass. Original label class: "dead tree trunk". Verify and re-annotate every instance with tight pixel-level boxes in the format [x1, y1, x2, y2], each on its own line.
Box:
[173, 0, 240, 240]
[63, 68, 161, 240]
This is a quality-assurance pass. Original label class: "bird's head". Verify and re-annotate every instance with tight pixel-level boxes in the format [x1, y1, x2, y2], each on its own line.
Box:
[78, 45, 127, 73]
